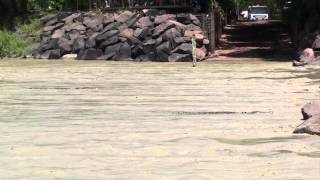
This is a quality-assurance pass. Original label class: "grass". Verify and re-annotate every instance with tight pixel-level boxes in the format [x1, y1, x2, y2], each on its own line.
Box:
[0, 19, 43, 58]
[0, 31, 30, 58]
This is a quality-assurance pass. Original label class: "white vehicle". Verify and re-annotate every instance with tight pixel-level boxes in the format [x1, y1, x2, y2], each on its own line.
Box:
[240, 10, 248, 18]
[248, 6, 269, 21]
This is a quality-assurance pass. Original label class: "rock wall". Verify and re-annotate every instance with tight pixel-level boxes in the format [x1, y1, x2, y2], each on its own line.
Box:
[33, 10, 210, 62]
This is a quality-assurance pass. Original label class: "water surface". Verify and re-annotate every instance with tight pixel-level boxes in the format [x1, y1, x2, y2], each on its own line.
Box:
[0, 59, 319, 179]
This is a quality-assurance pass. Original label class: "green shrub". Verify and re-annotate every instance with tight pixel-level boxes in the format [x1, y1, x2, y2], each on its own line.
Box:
[0, 31, 31, 58]
[16, 19, 42, 43]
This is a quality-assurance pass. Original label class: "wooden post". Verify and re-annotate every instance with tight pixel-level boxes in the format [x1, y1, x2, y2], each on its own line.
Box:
[209, 8, 216, 53]
[192, 35, 197, 67]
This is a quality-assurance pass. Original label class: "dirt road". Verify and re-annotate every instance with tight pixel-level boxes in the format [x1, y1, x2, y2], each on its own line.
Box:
[211, 20, 295, 61]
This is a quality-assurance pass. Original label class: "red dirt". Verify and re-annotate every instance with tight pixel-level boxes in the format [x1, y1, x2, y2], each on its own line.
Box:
[209, 20, 295, 61]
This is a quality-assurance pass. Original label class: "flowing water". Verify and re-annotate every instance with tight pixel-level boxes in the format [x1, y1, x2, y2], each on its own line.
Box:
[0, 59, 319, 180]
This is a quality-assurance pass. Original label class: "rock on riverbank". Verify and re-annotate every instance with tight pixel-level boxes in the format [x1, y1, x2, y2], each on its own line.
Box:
[294, 101, 320, 136]
[33, 10, 209, 62]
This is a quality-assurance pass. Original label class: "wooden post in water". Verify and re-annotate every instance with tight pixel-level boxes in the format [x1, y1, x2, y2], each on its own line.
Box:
[209, 7, 216, 54]
[192, 35, 197, 67]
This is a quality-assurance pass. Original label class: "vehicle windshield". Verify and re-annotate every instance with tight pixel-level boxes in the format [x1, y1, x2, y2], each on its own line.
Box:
[250, 7, 268, 14]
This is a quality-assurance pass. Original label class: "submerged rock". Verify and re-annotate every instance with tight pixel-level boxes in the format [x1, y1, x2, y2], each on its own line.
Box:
[294, 101, 320, 136]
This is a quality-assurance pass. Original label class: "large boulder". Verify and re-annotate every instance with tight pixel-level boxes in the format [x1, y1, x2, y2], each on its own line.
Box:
[62, 13, 81, 24]
[77, 48, 103, 60]
[39, 38, 59, 52]
[312, 34, 320, 50]
[95, 30, 119, 43]
[43, 23, 64, 32]
[116, 11, 136, 23]
[136, 17, 154, 28]
[58, 38, 72, 54]
[99, 36, 119, 49]
[104, 43, 123, 60]
[168, 53, 191, 62]
[301, 101, 320, 120]
[172, 43, 193, 54]
[73, 37, 86, 53]
[40, 49, 62, 59]
[113, 42, 132, 60]
[153, 22, 175, 37]
[294, 114, 320, 136]
[293, 48, 316, 66]
[154, 14, 176, 24]
[294, 101, 320, 136]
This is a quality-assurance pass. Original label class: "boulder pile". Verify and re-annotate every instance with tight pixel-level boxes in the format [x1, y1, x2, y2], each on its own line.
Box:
[33, 10, 210, 62]
[294, 101, 320, 136]
[293, 48, 320, 66]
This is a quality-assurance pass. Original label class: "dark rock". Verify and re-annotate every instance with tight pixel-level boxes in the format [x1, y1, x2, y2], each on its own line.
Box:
[127, 36, 143, 46]
[143, 39, 156, 53]
[85, 38, 96, 49]
[153, 22, 175, 37]
[156, 41, 171, 54]
[168, 53, 191, 62]
[185, 24, 201, 31]
[162, 28, 182, 42]
[41, 14, 57, 24]
[190, 14, 201, 26]
[312, 34, 320, 49]
[154, 14, 176, 24]
[177, 13, 192, 24]
[40, 49, 62, 59]
[52, 29, 65, 39]
[294, 114, 320, 136]
[119, 28, 134, 39]
[293, 48, 316, 66]
[142, 9, 161, 17]
[103, 14, 115, 25]
[95, 30, 119, 43]
[58, 38, 72, 54]
[64, 22, 86, 31]
[116, 11, 136, 23]
[302, 101, 320, 120]
[134, 28, 149, 39]
[155, 36, 163, 46]
[99, 36, 119, 49]
[172, 43, 193, 54]
[68, 30, 81, 41]
[156, 41, 171, 61]
[77, 48, 103, 60]
[73, 37, 86, 53]
[39, 38, 59, 52]
[294, 101, 320, 136]
[132, 45, 144, 58]
[135, 53, 156, 62]
[136, 17, 154, 28]
[102, 22, 121, 33]
[45, 18, 59, 27]
[126, 14, 140, 28]
[63, 13, 81, 24]
[174, 37, 191, 45]
[104, 43, 122, 60]
[83, 15, 103, 29]
[156, 51, 170, 62]
[113, 42, 132, 60]
[43, 23, 64, 32]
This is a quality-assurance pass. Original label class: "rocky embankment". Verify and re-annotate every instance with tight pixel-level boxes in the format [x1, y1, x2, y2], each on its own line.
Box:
[292, 16, 320, 66]
[294, 101, 320, 136]
[33, 10, 209, 62]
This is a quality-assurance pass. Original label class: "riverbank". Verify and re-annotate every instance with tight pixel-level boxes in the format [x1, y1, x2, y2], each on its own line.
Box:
[0, 59, 319, 179]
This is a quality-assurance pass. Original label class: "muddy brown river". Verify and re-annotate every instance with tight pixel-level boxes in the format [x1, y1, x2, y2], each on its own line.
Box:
[0, 59, 319, 179]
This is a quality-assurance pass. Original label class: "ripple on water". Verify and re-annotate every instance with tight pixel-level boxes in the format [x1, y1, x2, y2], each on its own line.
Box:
[213, 136, 308, 146]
